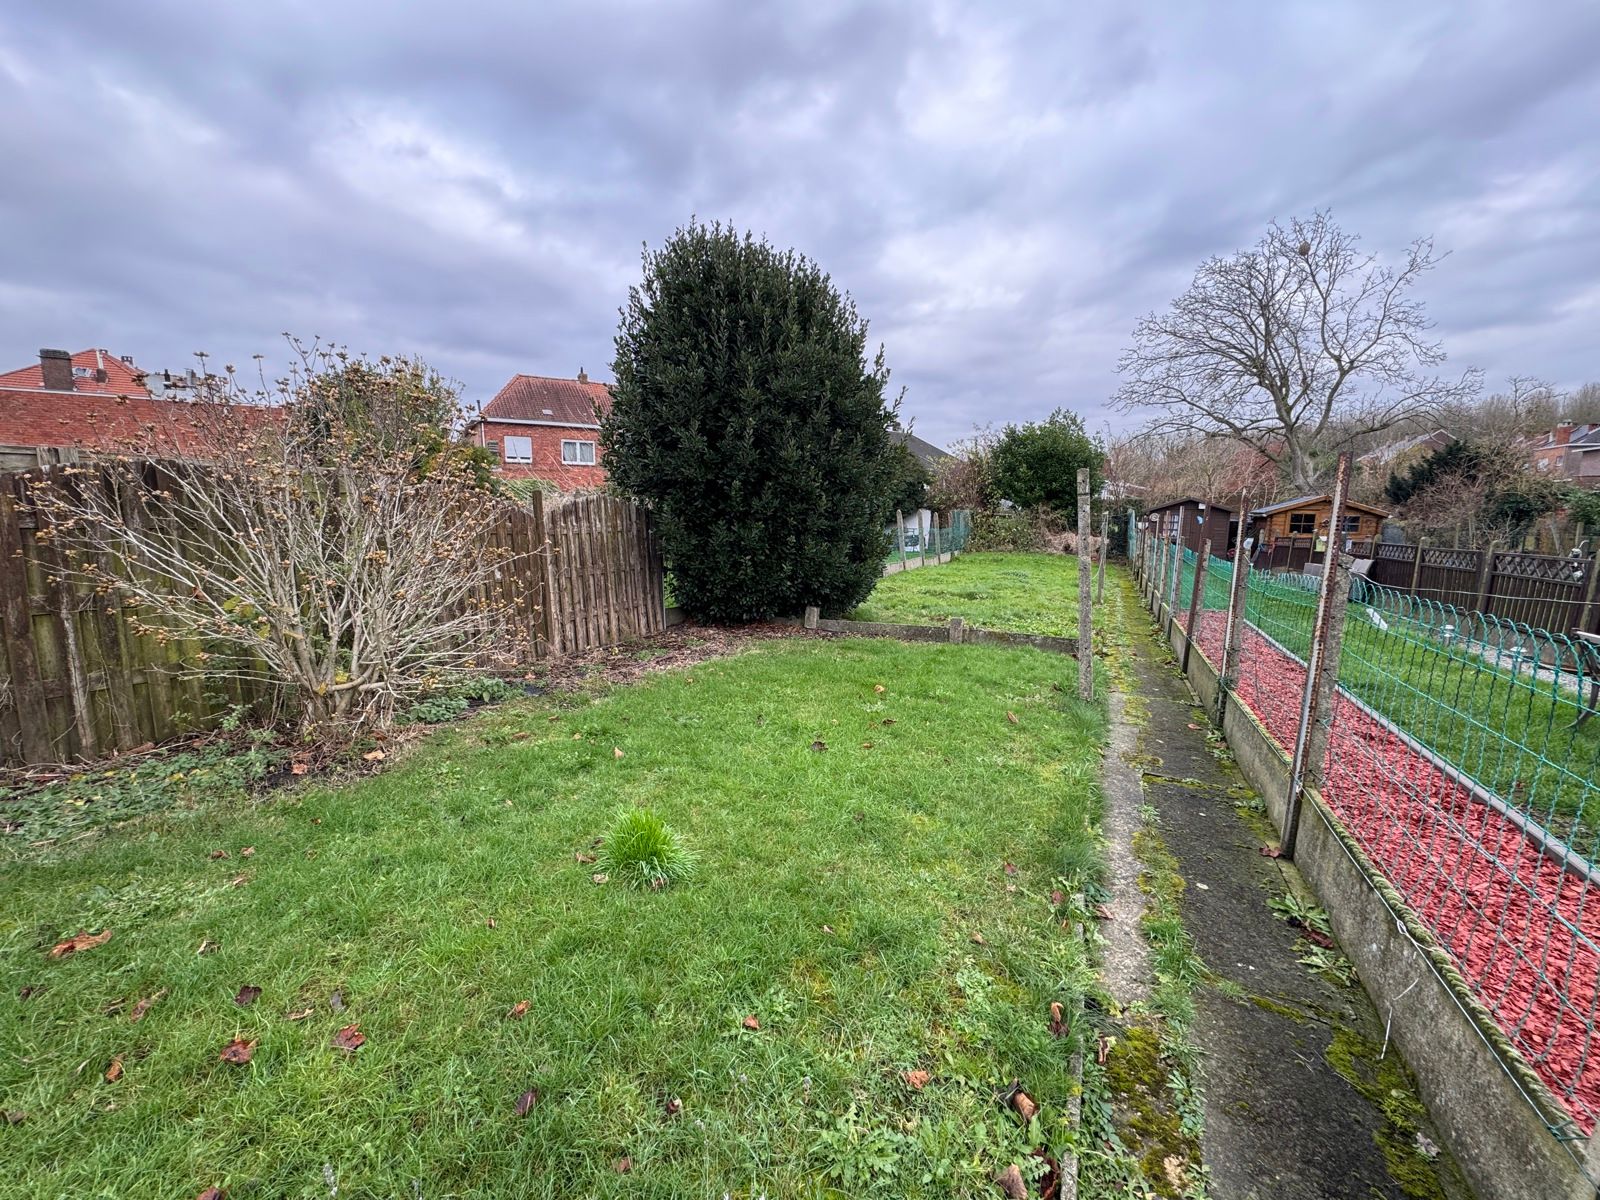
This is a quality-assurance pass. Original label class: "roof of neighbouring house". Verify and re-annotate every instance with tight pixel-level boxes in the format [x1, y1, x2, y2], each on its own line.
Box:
[1357, 428, 1456, 463]
[890, 429, 953, 468]
[1144, 496, 1236, 516]
[476, 373, 612, 427]
[0, 349, 153, 397]
[1250, 493, 1391, 518]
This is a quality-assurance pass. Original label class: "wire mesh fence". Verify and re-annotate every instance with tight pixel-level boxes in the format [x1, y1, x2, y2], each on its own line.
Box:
[883, 509, 972, 573]
[1133, 522, 1600, 1157]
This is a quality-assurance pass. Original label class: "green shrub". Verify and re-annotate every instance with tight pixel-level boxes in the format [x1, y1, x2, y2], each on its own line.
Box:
[968, 509, 1048, 552]
[599, 806, 696, 889]
[402, 676, 521, 724]
[603, 219, 905, 622]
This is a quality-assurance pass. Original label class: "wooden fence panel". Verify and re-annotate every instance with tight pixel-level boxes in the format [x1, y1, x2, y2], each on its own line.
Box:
[0, 461, 667, 766]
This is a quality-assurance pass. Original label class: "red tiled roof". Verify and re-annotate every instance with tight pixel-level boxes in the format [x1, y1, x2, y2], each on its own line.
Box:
[479, 374, 612, 427]
[0, 349, 153, 397]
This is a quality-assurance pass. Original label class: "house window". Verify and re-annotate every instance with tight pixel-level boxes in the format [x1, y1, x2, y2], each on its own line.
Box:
[1288, 513, 1317, 535]
[561, 440, 596, 466]
[503, 436, 532, 464]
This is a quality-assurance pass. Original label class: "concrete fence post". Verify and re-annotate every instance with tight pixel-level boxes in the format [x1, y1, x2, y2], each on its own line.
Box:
[895, 509, 906, 573]
[803, 605, 820, 630]
[1217, 493, 1252, 725]
[1284, 452, 1355, 858]
[1077, 468, 1094, 702]
[920, 510, 928, 569]
[1167, 533, 1183, 632]
[950, 616, 964, 644]
[1182, 538, 1211, 674]
[1096, 509, 1109, 604]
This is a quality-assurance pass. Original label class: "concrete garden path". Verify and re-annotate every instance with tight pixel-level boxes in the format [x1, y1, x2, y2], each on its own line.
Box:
[1097, 574, 1473, 1199]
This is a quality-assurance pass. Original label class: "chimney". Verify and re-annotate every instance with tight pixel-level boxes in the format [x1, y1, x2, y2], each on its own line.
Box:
[38, 348, 74, 391]
[577, 367, 588, 384]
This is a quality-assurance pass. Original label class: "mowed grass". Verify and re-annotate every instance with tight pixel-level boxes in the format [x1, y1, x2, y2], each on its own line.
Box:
[1, 637, 1105, 1199]
[852, 552, 1085, 636]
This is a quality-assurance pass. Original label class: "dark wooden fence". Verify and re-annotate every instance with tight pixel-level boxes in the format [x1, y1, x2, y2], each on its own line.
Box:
[0, 469, 665, 766]
[1249, 531, 1599, 636]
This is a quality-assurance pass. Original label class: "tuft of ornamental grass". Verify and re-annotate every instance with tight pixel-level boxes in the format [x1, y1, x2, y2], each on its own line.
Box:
[599, 806, 696, 889]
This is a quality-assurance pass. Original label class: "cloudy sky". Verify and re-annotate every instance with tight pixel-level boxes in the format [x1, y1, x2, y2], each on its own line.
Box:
[2, 1, 1597, 447]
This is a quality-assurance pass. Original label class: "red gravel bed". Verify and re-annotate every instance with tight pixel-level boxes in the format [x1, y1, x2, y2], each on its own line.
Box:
[1190, 609, 1600, 1130]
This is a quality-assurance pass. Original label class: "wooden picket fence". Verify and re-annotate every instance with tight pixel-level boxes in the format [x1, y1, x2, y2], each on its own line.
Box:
[0, 468, 664, 766]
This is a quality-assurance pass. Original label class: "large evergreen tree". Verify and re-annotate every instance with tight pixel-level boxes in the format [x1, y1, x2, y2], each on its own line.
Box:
[603, 221, 903, 621]
[989, 408, 1104, 517]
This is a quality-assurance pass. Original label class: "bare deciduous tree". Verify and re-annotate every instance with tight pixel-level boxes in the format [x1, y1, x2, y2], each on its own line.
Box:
[1115, 212, 1480, 493]
[31, 345, 529, 735]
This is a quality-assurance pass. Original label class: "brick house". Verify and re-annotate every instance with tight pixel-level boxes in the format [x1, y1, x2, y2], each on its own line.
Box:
[1531, 422, 1600, 488]
[0, 348, 198, 457]
[468, 370, 612, 490]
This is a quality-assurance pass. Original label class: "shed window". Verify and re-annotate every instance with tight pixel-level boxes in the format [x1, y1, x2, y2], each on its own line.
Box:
[561, 440, 596, 466]
[503, 436, 532, 464]
[1341, 515, 1362, 533]
[1288, 512, 1316, 535]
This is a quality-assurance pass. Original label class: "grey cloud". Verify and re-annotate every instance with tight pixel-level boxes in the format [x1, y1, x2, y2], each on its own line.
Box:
[2, 0, 1598, 448]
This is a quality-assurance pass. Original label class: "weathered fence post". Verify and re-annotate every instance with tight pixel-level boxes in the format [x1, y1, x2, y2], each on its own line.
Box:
[803, 605, 820, 630]
[1077, 469, 1094, 702]
[1217, 494, 1252, 724]
[919, 510, 928, 569]
[1167, 529, 1183, 632]
[1096, 509, 1109, 604]
[1182, 538, 1211, 674]
[950, 616, 964, 644]
[1474, 542, 1500, 614]
[1577, 552, 1600, 636]
[895, 509, 906, 572]
[1284, 452, 1355, 859]
[1408, 539, 1425, 596]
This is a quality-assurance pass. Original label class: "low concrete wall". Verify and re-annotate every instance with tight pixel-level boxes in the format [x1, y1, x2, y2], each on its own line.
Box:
[773, 614, 1079, 658]
[1161, 601, 1586, 1200]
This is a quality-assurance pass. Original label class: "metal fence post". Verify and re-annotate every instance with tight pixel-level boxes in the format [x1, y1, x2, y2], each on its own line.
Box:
[1181, 538, 1211, 674]
[1076, 468, 1094, 701]
[1284, 452, 1355, 858]
[1096, 509, 1109, 604]
[1217, 493, 1252, 725]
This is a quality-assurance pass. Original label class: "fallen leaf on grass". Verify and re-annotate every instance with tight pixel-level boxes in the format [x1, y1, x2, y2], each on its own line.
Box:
[362, 750, 385, 762]
[219, 1038, 256, 1065]
[1094, 904, 1113, 921]
[3, 1110, 25, 1126]
[1006, 711, 1019, 724]
[590, 873, 609, 885]
[196, 1188, 225, 1200]
[129, 989, 167, 1022]
[809, 740, 827, 752]
[290, 761, 309, 775]
[1097, 1034, 1115, 1064]
[1010, 1089, 1037, 1121]
[234, 985, 262, 1007]
[1260, 845, 1283, 859]
[612, 1156, 633, 1174]
[208, 849, 230, 860]
[903, 1069, 930, 1090]
[285, 1007, 314, 1022]
[860, 741, 874, 749]
[239, 846, 255, 858]
[485, 918, 497, 929]
[507, 1000, 530, 1020]
[104, 1055, 124, 1083]
[514, 1088, 539, 1117]
[821, 925, 835, 935]
[17, 985, 41, 1001]
[1049, 1001, 1067, 1039]
[1049, 889, 1065, 908]
[196, 938, 219, 956]
[49, 929, 111, 958]
[742, 1015, 761, 1031]
[1003, 861, 1017, 877]
[994, 1164, 1027, 1199]
[612, 747, 624, 759]
[228, 873, 251, 888]
[873, 684, 885, 694]
[331, 1024, 365, 1052]
[969, 932, 986, 945]
[880, 718, 895, 726]
[575, 851, 596, 864]
[663, 1096, 683, 1117]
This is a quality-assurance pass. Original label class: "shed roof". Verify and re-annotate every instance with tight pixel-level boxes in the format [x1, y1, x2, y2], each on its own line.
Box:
[1145, 496, 1236, 515]
[1250, 493, 1390, 518]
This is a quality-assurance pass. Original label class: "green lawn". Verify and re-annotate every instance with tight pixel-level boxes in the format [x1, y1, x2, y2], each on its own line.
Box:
[2, 637, 1105, 1198]
[852, 552, 1085, 636]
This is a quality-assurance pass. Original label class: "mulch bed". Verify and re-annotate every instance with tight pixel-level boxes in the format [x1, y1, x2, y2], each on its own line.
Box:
[1190, 609, 1600, 1130]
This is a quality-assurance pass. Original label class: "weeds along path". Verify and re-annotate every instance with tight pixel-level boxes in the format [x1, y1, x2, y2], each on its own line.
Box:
[1191, 609, 1600, 1131]
[1097, 572, 1469, 1199]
